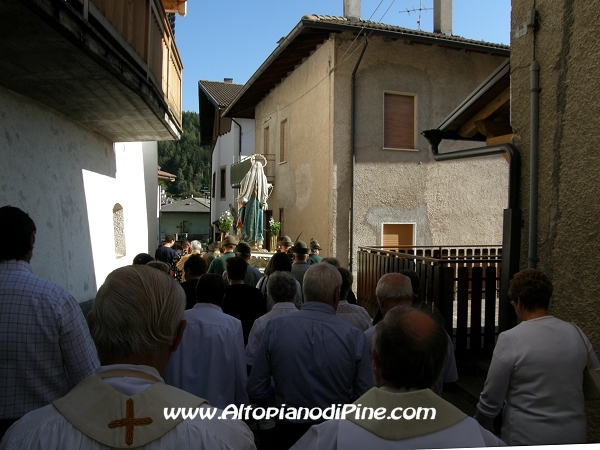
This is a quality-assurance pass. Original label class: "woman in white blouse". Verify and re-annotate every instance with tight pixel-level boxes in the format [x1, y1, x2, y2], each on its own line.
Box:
[475, 268, 600, 445]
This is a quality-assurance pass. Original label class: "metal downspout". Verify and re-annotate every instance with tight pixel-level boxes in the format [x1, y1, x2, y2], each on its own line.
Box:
[349, 36, 369, 271]
[232, 119, 242, 162]
[528, 61, 540, 268]
[421, 131, 521, 332]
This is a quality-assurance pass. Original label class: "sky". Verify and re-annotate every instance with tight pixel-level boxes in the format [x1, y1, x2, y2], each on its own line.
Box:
[175, 0, 511, 113]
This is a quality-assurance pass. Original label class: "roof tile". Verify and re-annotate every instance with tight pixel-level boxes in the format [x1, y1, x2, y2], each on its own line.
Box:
[303, 14, 509, 50]
[161, 197, 210, 213]
[199, 80, 244, 108]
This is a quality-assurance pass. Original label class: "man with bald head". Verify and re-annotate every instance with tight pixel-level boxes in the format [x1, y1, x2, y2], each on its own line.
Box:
[247, 262, 372, 450]
[364, 272, 457, 395]
[364, 273, 414, 349]
[293, 305, 504, 449]
[377, 272, 415, 312]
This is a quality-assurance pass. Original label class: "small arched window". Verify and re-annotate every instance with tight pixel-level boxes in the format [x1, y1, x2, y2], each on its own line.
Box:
[113, 203, 126, 258]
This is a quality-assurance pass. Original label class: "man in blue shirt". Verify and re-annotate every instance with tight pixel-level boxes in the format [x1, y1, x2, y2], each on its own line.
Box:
[247, 263, 372, 449]
[0, 206, 99, 438]
[154, 234, 177, 266]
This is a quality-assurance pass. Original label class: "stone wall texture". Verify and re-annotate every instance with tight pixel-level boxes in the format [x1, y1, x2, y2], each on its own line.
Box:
[510, 0, 600, 440]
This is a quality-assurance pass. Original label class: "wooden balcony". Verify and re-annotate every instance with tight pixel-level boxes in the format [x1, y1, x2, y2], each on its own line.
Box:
[86, 0, 183, 125]
[0, 0, 183, 141]
[357, 245, 518, 369]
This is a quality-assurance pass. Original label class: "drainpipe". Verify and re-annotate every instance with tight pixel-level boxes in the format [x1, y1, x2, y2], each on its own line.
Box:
[349, 36, 369, 272]
[232, 119, 242, 162]
[528, 61, 540, 268]
[422, 131, 521, 332]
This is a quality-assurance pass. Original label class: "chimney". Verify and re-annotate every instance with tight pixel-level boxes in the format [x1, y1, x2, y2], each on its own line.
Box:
[224, 78, 233, 84]
[433, 0, 452, 36]
[343, 0, 361, 21]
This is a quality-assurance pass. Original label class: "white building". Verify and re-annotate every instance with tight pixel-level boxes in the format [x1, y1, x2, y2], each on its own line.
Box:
[0, 0, 185, 302]
[199, 79, 256, 242]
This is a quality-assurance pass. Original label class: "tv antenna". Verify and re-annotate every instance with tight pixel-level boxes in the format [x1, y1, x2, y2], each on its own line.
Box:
[399, 0, 432, 30]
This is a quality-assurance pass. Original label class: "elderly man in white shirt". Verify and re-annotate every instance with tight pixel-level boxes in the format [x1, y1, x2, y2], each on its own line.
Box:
[163, 274, 248, 410]
[292, 304, 504, 449]
[0, 265, 255, 450]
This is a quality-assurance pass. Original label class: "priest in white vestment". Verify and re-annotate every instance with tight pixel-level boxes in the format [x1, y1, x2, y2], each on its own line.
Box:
[0, 265, 255, 450]
[291, 304, 504, 449]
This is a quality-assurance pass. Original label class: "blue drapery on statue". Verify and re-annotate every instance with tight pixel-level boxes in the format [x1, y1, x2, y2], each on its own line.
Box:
[240, 197, 263, 244]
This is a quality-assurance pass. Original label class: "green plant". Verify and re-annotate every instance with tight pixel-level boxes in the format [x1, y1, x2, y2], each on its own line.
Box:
[218, 211, 234, 234]
[268, 217, 281, 236]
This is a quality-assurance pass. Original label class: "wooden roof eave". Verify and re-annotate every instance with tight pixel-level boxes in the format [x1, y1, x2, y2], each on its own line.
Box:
[435, 59, 512, 142]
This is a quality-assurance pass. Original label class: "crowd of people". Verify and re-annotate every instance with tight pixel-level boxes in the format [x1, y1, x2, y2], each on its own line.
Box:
[1, 205, 600, 449]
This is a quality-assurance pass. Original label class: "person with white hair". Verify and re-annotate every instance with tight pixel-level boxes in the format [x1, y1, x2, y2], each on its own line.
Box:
[247, 263, 372, 450]
[172, 239, 202, 282]
[0, 265, 255, 450]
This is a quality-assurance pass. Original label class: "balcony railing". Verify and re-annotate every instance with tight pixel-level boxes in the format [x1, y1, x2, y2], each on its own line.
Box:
[74, 0, 183, 126]
[230, 153, 276, 188]
[357, 245, 516, 365]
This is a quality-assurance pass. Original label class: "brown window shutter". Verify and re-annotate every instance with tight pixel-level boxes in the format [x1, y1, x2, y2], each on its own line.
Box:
[264, 127, 270, 155]
[384, 94, 415, 149]
[220, 167, 226, 199]
[383, 224, 414, 247]
[280, 119, 288, 162]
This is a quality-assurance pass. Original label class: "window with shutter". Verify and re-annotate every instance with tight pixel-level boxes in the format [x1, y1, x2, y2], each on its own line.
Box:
[220, 167, 226, 200]
[263, 126, 270, 156]
[212, 172, 216, 199]
[280, 119, 288, 163]
[382, 223, 415, 248]
[384, 93, 416, 150]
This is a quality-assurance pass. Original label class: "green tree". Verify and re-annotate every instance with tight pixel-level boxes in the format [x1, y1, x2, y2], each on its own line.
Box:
[158, 111, 211, 198]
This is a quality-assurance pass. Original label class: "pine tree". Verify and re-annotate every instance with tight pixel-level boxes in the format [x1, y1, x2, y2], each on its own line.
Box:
[158, 111, 211, 198]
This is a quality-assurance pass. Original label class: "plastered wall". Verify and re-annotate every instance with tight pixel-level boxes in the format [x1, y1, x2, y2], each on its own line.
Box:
[0, 86, 158, 302]
[511, 0, 600, 440]
[348, 36, 509, 260]
[256, 31, 509, 268]
[254, 39, 335, 255]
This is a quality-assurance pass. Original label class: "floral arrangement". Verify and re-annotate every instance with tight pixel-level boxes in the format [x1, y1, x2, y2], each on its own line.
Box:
[218, 211, 234, 234]
[268, 217, 281, 236]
